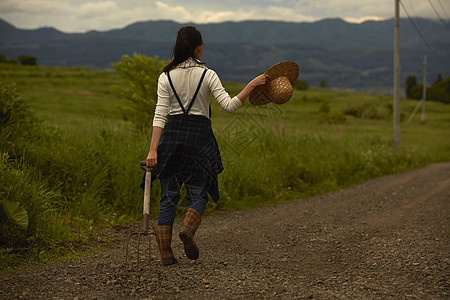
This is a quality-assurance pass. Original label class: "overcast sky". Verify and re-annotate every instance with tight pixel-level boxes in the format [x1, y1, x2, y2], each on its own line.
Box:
[0, 0, 448, 33]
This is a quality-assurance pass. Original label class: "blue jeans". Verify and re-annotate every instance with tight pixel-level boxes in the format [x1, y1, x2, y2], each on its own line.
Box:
[158, 173, 209, 226]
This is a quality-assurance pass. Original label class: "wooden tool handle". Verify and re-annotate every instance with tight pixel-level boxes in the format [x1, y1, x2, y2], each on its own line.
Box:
[140, 159, 151, 232]
[143, 170, 151, 216]
[142, 169, 151, 232]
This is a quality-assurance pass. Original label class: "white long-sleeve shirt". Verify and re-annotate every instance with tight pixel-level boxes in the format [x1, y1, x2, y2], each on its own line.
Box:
[152, 58, 242, 129]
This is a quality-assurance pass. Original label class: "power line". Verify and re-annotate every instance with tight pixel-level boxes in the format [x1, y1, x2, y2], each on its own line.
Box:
[400, 1, 433, 49]
[400, 0, 450, 71]
[428, 0, 450, 29]
[437, 0, 450, 19]
[406, 0, 420, 17]
[406, 0, 427, 34]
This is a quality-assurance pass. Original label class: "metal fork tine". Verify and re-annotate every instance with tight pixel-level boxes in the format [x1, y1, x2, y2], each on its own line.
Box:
[123, 162, 164, 273]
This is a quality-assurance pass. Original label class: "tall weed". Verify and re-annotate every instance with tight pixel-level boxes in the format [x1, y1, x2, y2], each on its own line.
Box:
[0, 155, 71, 266]
[0, 84, 40, 156]
[217, 129, 432, 210]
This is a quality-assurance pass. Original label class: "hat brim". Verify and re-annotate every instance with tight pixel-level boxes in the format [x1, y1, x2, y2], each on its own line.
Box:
[249, 61, 299, 106]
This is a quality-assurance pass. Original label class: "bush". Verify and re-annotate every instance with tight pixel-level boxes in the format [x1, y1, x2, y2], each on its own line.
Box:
[342, 101, 390, 120]
[0, 55, 19, 65]
[112, 53, 168, 131]
[0, 84, 40, 156]
[405, 74, 450, 103]
[410, 84, 423, 100]
[7, 59, 18, 65]
[428, 76, 450, 103]
[318, 112, 347, 124]
[18, 55, 37, 66]
[294, 79, 309, 90]
[319, 79, 328, 88]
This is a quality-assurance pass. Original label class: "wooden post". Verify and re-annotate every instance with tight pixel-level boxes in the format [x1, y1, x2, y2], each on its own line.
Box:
[393, 0, 401, 148]
[421, 55, 427, 122]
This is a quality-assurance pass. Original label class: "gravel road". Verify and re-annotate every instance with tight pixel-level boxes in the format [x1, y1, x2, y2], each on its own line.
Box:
[1, 162, 449, 299]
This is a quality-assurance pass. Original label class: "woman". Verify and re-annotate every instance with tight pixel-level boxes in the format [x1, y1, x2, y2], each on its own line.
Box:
[146, 26, 269, 265]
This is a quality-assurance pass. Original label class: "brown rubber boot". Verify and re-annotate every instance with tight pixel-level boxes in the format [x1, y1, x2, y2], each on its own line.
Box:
[179, 208, 201, 260]
[155, 225, 178, 266]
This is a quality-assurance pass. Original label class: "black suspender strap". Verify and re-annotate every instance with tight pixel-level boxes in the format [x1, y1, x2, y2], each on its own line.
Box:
[167, 71, 186, 114]
[166, 69, 208, 115]
[186, 69, 208, 114]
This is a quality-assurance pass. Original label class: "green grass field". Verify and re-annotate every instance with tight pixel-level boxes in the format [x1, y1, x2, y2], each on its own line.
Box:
[1, 64, 449, 268]
[2, 64, 448, 152]
[2, 64, 450, 202]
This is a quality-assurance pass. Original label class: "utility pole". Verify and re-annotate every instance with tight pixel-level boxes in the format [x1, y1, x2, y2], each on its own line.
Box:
[421, 55, 427, 122]
[393, 0, 401, 148]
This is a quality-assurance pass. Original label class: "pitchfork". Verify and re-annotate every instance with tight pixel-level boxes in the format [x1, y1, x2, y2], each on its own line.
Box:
[124, 161, 164, 272]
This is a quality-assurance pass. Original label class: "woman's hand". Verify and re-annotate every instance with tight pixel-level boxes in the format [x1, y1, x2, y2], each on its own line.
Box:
[146, 149, 158, 171]
[236, 74, 271, 103]
[250, 74, 270, 88]
[146, 126, 163, 172]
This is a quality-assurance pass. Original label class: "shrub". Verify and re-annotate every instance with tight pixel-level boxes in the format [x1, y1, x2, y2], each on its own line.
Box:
[319, 79, 328, 88]
[318, 112, 347, 124]
[112, 53, 168, 131]
[0, 84, 39, 156]
[294, 79, 309, 90]
[405, 74, 450, 103]
[428, 76, 450, 103]
[18, 55, 37, 66]
[342, 101, 390, 120]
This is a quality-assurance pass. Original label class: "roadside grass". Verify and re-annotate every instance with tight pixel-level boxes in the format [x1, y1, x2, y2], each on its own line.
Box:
[1, 64, 449, 269]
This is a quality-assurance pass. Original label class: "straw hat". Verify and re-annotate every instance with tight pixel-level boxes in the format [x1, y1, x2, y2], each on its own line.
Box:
[249, 61, 299, 106]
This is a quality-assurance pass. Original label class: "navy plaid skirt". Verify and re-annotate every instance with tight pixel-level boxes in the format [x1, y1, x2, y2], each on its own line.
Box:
[153, 114, 224, 202]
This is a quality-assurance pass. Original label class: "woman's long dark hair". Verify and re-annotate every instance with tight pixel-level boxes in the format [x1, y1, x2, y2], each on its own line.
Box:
[163, 26, 204, 73]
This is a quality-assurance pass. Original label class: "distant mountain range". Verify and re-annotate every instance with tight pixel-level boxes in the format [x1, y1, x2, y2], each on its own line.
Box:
[1, 18, 449, 91]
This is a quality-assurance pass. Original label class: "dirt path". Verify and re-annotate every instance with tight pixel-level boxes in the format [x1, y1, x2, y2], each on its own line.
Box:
[1, 163, 449, 299]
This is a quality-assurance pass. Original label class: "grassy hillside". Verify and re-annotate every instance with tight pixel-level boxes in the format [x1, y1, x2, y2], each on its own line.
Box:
[1, 65, 449, 268]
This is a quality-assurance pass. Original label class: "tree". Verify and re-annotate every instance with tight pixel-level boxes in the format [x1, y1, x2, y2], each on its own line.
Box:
[112, 53, 168, 131]
[319, 79, 328, 88]
[428, 76, 450, 104]
[410, 84, 423, 100]
[405, 75, 417, 99]
[434, 73, 443, 84]
[405, 73, 450, 103]
[0, 54, 6, 64]
[17, 55, 37, 66]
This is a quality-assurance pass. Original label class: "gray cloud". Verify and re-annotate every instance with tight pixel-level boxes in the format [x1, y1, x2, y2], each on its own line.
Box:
[0, 0, 447, 33]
